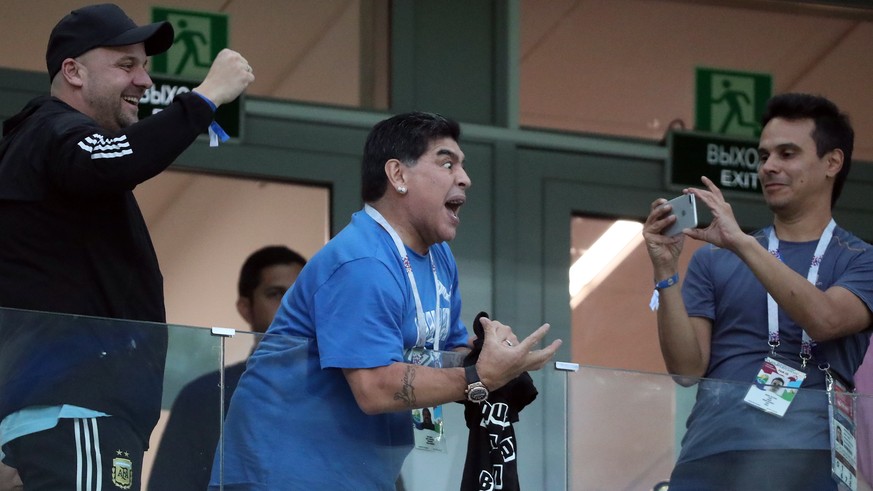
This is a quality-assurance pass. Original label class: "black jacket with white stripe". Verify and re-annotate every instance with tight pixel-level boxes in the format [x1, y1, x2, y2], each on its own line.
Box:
[0, 92, 214, 448]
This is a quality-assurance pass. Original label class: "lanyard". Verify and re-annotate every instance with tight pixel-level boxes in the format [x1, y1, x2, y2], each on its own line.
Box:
[364, 205, 442, 350]
[766, 219, 836, 367]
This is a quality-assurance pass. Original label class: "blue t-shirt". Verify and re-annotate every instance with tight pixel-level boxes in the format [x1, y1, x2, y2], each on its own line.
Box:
[677, 226, 873, 464]
[210, 210, 468, 490]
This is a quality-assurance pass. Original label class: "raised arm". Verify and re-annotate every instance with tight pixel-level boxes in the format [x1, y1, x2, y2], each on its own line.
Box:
[644, 194, 712, 378]
[686, 176, 873, 342]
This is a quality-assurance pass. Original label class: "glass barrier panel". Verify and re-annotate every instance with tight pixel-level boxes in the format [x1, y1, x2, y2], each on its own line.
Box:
[212, 329, 310, 488]
[568, 365, 686, 490]
[568, 364, 873, 491]
[400, 349, 467, 490]
[210, 328, 266, 489]
[13, 310, 873, 491]
[0, 307, 553, 491]
[403, 356, 553, 491]
[0, 307, 220, 491]
[145, 323, 222, 490]
[3, 308, 554, 490]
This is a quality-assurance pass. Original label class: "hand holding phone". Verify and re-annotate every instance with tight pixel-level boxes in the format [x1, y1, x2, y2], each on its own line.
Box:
[662, 194, 697, 236]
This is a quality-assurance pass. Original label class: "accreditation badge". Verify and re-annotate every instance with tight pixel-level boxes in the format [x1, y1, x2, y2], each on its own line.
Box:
[405, 347, 448, 453]
[828, 374, 858, 490]
[743, 356, 806, 417]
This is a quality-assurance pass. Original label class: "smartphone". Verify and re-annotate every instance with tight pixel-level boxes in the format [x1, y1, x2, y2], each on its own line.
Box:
[662, 194, 697, 236]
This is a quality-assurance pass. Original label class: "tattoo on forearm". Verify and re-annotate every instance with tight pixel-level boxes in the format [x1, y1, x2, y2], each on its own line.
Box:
[393, 365, 417, 408]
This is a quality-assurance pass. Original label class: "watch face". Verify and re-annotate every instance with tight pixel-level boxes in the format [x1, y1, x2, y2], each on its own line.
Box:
[467, 385, 488, 403]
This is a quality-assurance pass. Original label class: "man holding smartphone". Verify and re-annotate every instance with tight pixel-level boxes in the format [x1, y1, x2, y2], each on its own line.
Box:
[643, 93, 873, 490]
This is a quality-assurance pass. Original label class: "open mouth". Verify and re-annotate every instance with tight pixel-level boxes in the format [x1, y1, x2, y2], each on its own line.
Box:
[122, 96, 140, 107]
[445, 199, 464, 219]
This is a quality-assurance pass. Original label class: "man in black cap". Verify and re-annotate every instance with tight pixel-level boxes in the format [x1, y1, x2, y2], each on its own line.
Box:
[0, 3, 253, 490]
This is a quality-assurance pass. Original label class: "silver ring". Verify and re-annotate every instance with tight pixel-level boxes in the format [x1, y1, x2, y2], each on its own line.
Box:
[504, 340, 513, 347]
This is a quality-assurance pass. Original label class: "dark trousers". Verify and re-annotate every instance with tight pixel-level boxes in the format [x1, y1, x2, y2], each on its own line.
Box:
[4, 417, 143, 491]
[668, 449, 837, 491]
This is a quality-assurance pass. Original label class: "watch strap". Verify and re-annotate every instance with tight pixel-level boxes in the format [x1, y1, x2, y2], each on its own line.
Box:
[465, 364, 479, 385]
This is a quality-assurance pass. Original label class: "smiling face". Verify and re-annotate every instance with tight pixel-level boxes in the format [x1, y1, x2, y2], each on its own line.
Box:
[397, 137, 471, 252]
[757, 117, 840, 218]
[75, 44, 152, 131]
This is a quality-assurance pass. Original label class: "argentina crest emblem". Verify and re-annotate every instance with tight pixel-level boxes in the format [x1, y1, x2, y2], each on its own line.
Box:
[111, 453, 133, 489]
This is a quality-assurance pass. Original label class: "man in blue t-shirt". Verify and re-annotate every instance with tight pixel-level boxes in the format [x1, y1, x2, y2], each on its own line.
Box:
[644, 93, 873, 490]
[210, 112, 561, 490]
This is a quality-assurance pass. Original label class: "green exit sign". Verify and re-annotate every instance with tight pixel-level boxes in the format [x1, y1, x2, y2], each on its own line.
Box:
[695, 67, 771, 139]
[151, 7, 229, 80]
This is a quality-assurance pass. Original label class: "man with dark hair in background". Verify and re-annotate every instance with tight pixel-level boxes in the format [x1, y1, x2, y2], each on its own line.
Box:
[149, 246, 306, 491]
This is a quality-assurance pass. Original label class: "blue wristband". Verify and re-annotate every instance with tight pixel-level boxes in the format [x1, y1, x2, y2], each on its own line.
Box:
[191, 91, 229, 146]
[191, 91, 217, 111]
[649, 273, 679, 311]
[654, 273, 679, 290]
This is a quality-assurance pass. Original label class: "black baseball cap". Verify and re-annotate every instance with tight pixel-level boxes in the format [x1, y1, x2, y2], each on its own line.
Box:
[46, 3, 174, 80]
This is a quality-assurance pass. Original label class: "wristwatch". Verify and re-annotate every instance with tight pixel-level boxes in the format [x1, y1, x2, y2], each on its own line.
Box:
[464, 365, 489, 403]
